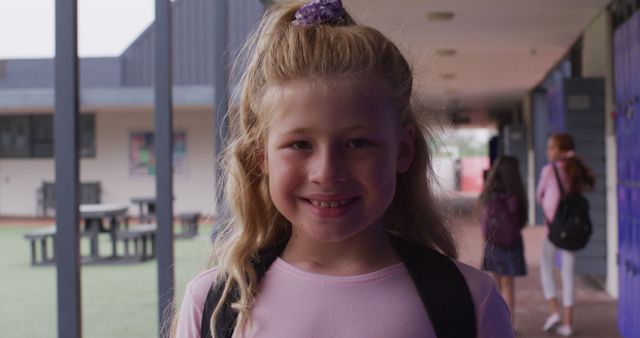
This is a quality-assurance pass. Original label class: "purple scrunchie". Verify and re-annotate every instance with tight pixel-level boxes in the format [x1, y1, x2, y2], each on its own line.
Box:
[293, 0, 348, 26]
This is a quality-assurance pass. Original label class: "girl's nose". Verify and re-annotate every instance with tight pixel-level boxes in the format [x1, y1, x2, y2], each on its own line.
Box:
[309, 146, 348, 186]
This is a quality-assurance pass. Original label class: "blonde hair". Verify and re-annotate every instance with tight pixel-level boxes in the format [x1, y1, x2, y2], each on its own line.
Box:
[205, 2, 457, 335]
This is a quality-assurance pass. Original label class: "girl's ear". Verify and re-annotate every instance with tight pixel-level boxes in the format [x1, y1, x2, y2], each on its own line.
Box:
[259, 149, 268, 176]
[397, 125, 415, 173]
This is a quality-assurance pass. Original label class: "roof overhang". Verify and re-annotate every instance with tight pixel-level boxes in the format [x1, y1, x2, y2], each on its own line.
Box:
[0, 85, 214, 112]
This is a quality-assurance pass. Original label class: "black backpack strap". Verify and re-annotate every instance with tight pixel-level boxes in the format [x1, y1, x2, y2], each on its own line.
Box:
[390, 236, 477, 338]
[552, 162, 566, 196]
[200, 281, 235, 338]
[200, 240, 288, 338]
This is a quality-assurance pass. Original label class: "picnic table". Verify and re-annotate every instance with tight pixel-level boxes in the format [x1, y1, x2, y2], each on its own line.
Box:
[80, 203, 129, 262]
[175, 212, 201, 238]
[130, 197, 156, 223]
[23, 203, 157, 265]
[23, 225, 57, 266]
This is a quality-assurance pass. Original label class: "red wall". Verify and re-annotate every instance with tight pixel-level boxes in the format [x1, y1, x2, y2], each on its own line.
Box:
[460, 157, 489, 193]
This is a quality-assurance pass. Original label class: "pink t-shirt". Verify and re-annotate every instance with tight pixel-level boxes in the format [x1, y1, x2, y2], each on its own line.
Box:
[175, 258, 513, 338]
[536, 161, 570, 225]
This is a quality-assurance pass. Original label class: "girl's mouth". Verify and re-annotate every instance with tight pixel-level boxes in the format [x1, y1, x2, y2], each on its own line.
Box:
[301, 197, 360, 217]
[308, 198, 352, 208]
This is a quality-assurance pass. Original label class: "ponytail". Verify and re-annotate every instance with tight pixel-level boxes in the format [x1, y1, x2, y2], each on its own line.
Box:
[563, 156, 595, 194]
[549, 133, 595, 194]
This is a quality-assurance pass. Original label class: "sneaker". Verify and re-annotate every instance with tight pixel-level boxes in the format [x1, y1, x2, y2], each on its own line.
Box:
[556, 324, 573, 336]
[542, 313, 561, 332]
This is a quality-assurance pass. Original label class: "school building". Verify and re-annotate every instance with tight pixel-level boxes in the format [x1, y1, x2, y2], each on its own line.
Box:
[0, 0, 639, 336]
[0, 0, 267, 217]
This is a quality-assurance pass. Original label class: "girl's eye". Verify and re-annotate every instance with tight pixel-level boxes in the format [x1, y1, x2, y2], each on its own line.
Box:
[347, 138, 372, 148]
[289, 141, 312, 150]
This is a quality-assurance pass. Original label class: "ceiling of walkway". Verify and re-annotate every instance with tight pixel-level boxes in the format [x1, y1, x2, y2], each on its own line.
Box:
[279, 0, 613, 108]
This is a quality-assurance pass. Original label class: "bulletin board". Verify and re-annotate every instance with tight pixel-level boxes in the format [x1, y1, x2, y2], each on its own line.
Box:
[129, 131, 186, 176]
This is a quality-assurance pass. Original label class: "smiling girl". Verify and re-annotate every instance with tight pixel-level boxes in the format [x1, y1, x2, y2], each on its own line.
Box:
[173, 1, 513, 337]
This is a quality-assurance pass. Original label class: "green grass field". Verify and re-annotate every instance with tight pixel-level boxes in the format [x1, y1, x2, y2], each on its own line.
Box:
[0, 224, 214, 338]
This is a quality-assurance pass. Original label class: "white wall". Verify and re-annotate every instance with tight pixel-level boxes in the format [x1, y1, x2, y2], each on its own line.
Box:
[0, 108, 216, 217]
[432, 156, 456, 193]
[521, 92, 537, 226]
[581, 9, 618, 297]
[0, 158, 54, 215]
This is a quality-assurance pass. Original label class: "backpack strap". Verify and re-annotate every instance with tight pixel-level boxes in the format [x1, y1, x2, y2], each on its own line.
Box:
[200, 236, 476, 338]
[543, 163, 565, 225]
[390, 236, 477, 338]
[199, 281, 234, 338]
[552, 163, 566, 196]
[200, 240, 288, 338]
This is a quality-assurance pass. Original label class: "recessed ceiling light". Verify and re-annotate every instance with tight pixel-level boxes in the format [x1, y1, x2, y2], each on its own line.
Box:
[441, 73, 457, 80]
[426, 12, 455, 22]
[435, 49, 457, 57]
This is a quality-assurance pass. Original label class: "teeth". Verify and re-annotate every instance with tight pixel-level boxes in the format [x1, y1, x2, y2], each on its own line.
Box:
[310, 199, 351, 208]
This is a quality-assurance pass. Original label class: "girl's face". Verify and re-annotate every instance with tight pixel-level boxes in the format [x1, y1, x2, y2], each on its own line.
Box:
[263, 79, 414, 245]
[546, 137, 562, 161]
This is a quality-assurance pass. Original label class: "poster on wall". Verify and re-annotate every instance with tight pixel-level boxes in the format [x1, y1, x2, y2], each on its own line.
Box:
[129, 131, 186, 176]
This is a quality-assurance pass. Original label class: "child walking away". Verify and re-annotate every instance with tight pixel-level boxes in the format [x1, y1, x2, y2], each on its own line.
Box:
[478, 156, 528, 326]
[173, 1, 513, 337]
[537, 133, 595, 336]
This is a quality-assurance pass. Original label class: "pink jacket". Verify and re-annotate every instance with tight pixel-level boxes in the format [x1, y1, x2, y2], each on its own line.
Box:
[536, 161, 569, 225]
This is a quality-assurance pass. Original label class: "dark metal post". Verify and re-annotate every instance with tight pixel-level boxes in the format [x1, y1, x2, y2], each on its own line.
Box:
[213, 0, 229, 232]
[54, 0, 81, 337]
[155, 0, 175, 334]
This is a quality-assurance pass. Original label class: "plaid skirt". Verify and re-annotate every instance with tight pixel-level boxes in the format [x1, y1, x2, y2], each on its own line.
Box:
[481, 236, 527, 276]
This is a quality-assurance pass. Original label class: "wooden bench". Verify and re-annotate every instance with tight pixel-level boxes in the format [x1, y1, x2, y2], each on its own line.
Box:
[117, 224, 157, 262]
[23, 226, 56, 266]
[175, 212, 201, 239]
[24, 225, 98, 266]
[37, 181, 102, 217]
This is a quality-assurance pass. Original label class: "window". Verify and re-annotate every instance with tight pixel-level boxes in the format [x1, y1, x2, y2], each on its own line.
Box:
[0, 114, 95, 158]
[79, 115, 96, 157]
[0, 116, 30, 157]
[31, 115, 54, 157]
